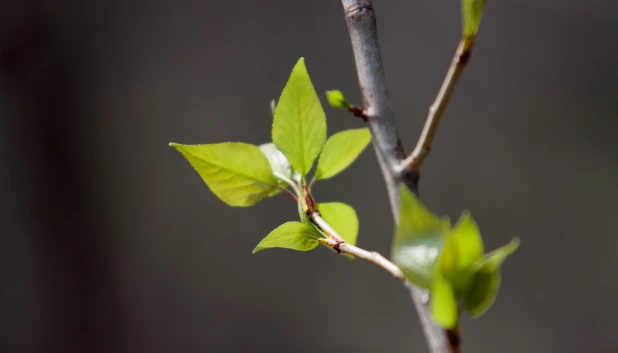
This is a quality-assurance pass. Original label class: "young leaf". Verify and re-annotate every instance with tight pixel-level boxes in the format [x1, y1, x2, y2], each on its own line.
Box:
[439, 212, 484, 285]
[474, 237, 520, 272]
[272, 58, 327, 176]
[450, 212, 484, 269]
[325, 90, 351, 109]
[461, 0, 485, 38]
[170, 142, 278, 206]
[462, 268, 499, 317]
[253, 222, 322, 253]
[314, 128, 372, 181]
[318, 202, 359, 246]
[430, 273, 459, 329]
[391, 185, 450, 288]
[259, 143, 293, 182]
[462, 238, 520, 316]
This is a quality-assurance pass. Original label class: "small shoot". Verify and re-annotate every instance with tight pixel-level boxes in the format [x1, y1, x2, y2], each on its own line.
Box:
[326, 90, 351, 110]
[392, 185, 519, 328]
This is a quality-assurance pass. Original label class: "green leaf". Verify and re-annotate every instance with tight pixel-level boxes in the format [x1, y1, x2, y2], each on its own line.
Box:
[272, 58, 327, 176]
[391, 185, 450, 288]
[461, 0, 485, 37]
[318, 202, 359, 246]
[259, 143, 293, 182]
[430, 273, 458, 328]
[259, 142, 290, 197]
[439, 212, 484, 284]
[462, 238, 520, 316]
[474, 238, 520, 272]
[325, 90, 351, 109]
[462, 268, 499, 317]
[253, 222, 322, 253]
[314, 128, 372, 181]
[170, 142, 278, 206]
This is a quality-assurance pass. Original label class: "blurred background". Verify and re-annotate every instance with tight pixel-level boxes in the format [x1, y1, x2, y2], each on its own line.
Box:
[1, 1, 617, 352]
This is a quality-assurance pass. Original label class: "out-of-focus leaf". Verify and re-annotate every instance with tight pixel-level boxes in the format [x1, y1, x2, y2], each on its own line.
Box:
[391, 185, 450, 288]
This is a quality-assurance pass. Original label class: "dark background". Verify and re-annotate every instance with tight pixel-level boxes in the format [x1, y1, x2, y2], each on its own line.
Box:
[1, 1, 617, 352]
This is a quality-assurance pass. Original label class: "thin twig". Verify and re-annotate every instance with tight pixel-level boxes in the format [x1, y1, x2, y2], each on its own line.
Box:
[401, 37, 475, 173]
[309, 212, 404, 281]
[340, 1, 455, 352]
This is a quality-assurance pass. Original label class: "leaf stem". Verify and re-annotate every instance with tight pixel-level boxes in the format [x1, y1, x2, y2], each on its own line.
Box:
[274, 172, 301, 197]
[278, 186, 299, 202]
[401, 37, 475, 173]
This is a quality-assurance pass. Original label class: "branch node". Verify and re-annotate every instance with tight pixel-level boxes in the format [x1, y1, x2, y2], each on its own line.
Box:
[457, 49, 471, 66]
[345, 3, 374, 18]
[349, 105, 370, 120]
[332, 241, 344, 253]
[446, 328, 461, 352]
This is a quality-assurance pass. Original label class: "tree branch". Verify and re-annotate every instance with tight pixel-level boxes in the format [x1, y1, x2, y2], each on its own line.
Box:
[401, 38, 475, 172]
[341, 0, 418, 203]
[340, 1, 455, 352]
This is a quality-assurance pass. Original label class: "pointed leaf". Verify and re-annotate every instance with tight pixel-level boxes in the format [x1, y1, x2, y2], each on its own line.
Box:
[474, 238, 520, 272]
[430, 274, 458, 329]
[318, 202, 359, 246]
[391, 185, 450, 288]
[451, 212, 484, 269]
[315, 128, 372, 180]
[461, 0, 485, 37]
[439, 212, 484, 285]
[272, 58, 327, 175]
[170, 142, 278, 206]
[253, 222, 322, 253]
[463, 238, 520, 316]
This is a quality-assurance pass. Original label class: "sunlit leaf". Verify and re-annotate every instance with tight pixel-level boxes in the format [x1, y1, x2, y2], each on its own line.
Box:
[439, 212, 484, 291]
[170, 142, 278, 206]
[314, 128, 372, 181]
[318, 202, 359, 246]
[253, 222, 323, 253]
[391, 185, 450, 288]
[430, 273, 458, 329]
[272, 58, 327, 176]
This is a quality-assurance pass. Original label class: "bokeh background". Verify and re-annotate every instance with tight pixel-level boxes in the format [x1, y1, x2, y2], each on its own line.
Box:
[1, 1, 617, 352]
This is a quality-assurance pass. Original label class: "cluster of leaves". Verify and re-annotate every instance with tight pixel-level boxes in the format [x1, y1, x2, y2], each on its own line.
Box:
[171, 37, 517, 329]
[391, 186, 519, 328]
[170, 58, 371, 252]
